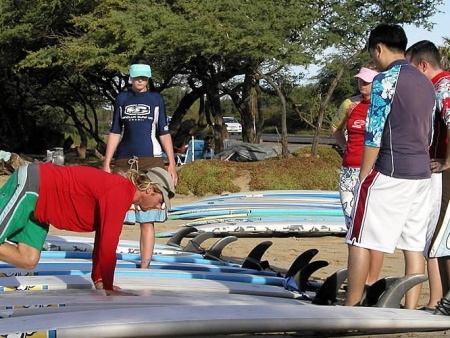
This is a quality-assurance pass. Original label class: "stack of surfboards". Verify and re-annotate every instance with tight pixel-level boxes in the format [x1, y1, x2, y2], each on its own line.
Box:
[159, 190, 347, 238]
[1, 235, 449, 337]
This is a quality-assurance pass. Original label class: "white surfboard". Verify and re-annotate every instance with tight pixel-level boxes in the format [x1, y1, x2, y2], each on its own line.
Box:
[197, 189, 340, 202]
[2, 302, 450, 337]
[44, 235, 182, 255]
[0, 274, 299, 299]
[192, 220, 346, 236]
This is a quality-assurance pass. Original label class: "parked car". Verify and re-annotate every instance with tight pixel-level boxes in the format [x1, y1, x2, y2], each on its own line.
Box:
[223, 116, 242, 134]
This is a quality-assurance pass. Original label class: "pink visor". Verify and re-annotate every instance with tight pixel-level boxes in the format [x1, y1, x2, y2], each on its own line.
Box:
[354, 67, 379, 83]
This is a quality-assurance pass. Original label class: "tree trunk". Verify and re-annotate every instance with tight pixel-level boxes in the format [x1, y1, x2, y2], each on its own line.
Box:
[311, 49, 363, 156]
[255, 69, 288, 156]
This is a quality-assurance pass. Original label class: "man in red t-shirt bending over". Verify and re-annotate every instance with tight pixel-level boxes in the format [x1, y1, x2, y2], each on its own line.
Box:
[0, 163, 175, 296]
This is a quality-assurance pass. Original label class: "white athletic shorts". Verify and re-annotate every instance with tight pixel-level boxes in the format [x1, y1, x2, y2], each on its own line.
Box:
[346, 170, 432, 253]
[424, 172, 442, 257]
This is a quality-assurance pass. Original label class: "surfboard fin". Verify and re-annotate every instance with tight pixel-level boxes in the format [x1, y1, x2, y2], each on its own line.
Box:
[284, 249, 319, 278]
[375, 273, 428, 308]
[295, 260, 329, 293]
[204, 236, 238, 260]
[183, 232, 215, 254]
[312, 268, 348, 305]
[361, 276, 400, 307]
[166, 227, 198, 247]
[241, 241, 273, 271]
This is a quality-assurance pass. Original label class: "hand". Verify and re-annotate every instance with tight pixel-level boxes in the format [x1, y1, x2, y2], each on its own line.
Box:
[102, 164, 111, 173]
[167, 163, 178, 186]
[94, 281, 122, 291]
[104, 289, 138, 296]
[431, 159, 450, 173]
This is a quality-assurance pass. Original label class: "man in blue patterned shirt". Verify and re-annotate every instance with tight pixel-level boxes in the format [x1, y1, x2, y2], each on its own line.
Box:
[345, 24, 436, 308]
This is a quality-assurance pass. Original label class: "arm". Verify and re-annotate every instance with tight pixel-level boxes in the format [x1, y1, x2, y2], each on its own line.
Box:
[103, 94, 125, 173]
[332, 129, 348, 150]
[103, 133, 121, 173]
[432, 96, 450, 173]
[331, 98, 352, 150]
[432, 128, 450, 173]
[156, 95, 177, 185]
[359, 146, 380, 180]
[92, 185, 137, 295]
[159, 133, 178, 185]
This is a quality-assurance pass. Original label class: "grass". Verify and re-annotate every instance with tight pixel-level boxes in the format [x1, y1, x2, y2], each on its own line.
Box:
[176, 145, 341, 196]
[60, 145, 342, 196]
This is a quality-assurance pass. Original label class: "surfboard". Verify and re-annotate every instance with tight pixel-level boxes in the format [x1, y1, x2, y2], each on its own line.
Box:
[0, 268, 284, 287]
[169, 208, 344, 220]
[196, 189, 340, 202]
[0, 289, 304, 317]
[2, 301, 450, 337]
[169, 202, 342, 216]
[44, 235, 182, 255]
[190, 219, 346, 236]
[0, 260, 276, 277]
[0, 274, 299, 298]
[170, 198, 342, 213]
[182, 215, 345, 227]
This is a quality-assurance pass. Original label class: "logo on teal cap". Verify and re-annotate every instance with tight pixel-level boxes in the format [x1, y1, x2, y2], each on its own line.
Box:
[129, 64, 152, 78]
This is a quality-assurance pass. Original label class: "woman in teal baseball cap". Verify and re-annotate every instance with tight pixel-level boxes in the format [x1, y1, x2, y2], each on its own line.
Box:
[103, 57, 178, 270]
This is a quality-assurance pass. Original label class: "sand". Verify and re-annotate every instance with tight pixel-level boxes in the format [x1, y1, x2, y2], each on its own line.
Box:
[0, 174, 448, 337]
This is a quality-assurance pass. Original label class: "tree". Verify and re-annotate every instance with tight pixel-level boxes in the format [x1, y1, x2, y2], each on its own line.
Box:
[439, 38, 450, 70]
[0, 0, 445, 157]
[304, 0, 444, 155]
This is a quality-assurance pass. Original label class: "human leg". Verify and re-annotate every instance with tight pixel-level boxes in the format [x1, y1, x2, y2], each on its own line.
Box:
[403, 250, 426, 309]
[426, 257, 443, 308]
[0, 164, 45, 270]
[0, 242, 40, 269]
[367, 250, 384, 285]
[139, 221, 155, 269]
[440, 257, 450, 297]
[345, 244, 371, 306]
[422, 173, 443, 307]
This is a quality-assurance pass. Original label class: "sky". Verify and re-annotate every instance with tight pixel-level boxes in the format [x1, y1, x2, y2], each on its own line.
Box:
[404, 0, 449, 47]
[299, 1, 449, 81]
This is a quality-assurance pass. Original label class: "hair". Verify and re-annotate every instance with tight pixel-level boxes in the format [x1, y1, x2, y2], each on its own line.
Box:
[130, 54, 149, 66]
[405, 40, 442, 69]
[121, 169, 162, 193]
[368, 24, 408, 53]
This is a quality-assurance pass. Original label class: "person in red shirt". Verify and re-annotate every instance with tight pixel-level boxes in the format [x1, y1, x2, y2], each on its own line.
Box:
[0, 163, 175, 296]
[406, 40, 450, 310]
[331, 66, 383, 285]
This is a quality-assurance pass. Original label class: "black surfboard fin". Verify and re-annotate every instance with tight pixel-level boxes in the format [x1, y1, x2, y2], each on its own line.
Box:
[182, 232, 215, 253]
[166, 227, 198, 247]
[295, 260, 329, 292]
[375, 273, 428, 308]
[312, 268, 348, 305]
[241, 241, 273, 271]
[204, 236, 238, 260]
[285, 249, 319, 278]
[361, 276, 400, 307]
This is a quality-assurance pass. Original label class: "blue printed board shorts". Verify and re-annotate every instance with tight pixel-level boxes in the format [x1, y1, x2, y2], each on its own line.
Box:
[0, 164, 49, 250]
[113, 156, 168, 224]
[338, 166, 360, 230]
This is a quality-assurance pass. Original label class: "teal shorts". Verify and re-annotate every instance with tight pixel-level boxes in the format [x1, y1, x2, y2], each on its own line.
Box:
[0, 164, 49, 250]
